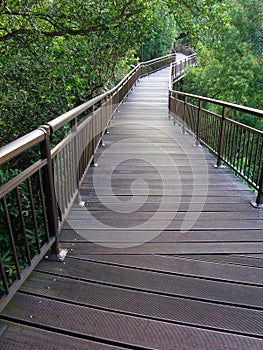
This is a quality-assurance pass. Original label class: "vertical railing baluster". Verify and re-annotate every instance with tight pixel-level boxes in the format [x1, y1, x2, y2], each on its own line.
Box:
[39, 126, 60, 255]
[71, 117, 78, 197]
[182, 96, 188, 134]
[256, 166, 263, 206]
[37, 170, 49, 242]
[255, 142, 263, 206]
[15, 187, 31, 264]
[64, 146, 69, 210]
[2, 196, 21, 279]
[254, 137, 263, 184]
[60, 148, 66, 213]
[27, 177, 41, 254]
[170, 94, 173, 121]
[215, 106, 227, 167]
[248, 132, 255, 179]
[91, 105, 96, 167]
[0, 254, 9, 295]
[195, 100, 203, 146]
[56, 155, 62, 217]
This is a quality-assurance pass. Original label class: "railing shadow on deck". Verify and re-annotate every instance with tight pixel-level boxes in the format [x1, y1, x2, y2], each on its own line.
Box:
[0, 53, 177, 311]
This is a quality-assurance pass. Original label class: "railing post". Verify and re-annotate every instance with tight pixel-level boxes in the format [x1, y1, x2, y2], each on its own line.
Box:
[251, 168, 263, 208]
[195, 100, 203, 146]
[91, 105, 98, 167]
[215, 106, 227, 167]
[182, 95, 188, 134]
[70, 117, 78, 195]
[168, 90, 172, 119]
[39, 125, 65, 259]
[256, 175, 263, 207]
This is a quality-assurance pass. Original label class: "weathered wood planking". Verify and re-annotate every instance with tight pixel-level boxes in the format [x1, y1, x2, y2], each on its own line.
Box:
[1, 66, 263, 349]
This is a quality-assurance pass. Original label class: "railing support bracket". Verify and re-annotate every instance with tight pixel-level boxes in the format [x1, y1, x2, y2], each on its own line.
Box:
[250, 201, 263, 209]
[45, 248, 68, 262]
[57, 248, 68, 261]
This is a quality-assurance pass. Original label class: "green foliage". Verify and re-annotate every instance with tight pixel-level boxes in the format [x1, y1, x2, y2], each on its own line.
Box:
[0, 0, 227, 146]
[0, 0, 155, 146]
[0, 168, 47, 296]
[179, 0, 263, 129]
[138, 4, 178, 61]
[165, 0, 223, 46]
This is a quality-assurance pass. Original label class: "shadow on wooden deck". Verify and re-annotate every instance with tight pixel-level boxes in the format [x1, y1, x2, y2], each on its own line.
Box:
[1, 68, 263, 349]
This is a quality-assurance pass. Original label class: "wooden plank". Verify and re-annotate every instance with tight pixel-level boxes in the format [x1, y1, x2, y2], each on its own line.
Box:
[32, 263, 263, 307]
[179, 254, 263, 268]
[0, 321, 115, 350]
[61, 241, 263, 254]
[2, 294, 263, 350]
[70, 202, 258, 212]
[74, 254, 263, 286]
[10, 272, 263, 336]
[66, 211, 262, 221]
[63, 219, 263, 230]
[60, 229, 263, 243]
[74, 195, 254, 204]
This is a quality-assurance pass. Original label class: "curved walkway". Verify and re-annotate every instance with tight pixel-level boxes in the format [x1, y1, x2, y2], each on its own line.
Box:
[1, 61, 263, 349]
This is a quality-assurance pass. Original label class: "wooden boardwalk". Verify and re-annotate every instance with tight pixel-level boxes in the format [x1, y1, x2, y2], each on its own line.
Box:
[1, 66, 263, 349]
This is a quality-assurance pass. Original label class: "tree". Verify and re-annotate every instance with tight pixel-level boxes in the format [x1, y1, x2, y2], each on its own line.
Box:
[0, 1, 152, 42]
[0, 0, 155, 146]
[0, 0, 225, 146]
[138, 4, 178, 61]
[180, 0, 263, 128]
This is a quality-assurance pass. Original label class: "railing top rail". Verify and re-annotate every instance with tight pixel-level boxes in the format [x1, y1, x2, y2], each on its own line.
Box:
[170, 53, 263, 118]
[0, 129, 46, 166]
[170, 88, 263, 118]
[0, 53, 176, 167]
[168, 53, 196, 90]
[224, 115, 263, 134]
[140, 53, 176, 65]
[49, 54, 176, 132]
[170, 53, 196, 64]
[48, 65, 141, 132]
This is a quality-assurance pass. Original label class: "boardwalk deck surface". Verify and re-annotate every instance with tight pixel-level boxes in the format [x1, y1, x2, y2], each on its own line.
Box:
[1, 62, 263, 349]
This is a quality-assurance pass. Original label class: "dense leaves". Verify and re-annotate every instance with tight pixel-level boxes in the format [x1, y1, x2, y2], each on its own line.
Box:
[180, 0, 263, 128]
[0, 0, 226, 146]
[138, 4, 178, 61]
[0, 0, 155, 146]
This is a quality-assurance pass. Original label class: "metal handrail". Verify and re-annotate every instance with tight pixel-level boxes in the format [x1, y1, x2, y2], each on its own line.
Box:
[170, 89, 263, 118]
[169, 55, 263, 207]
[0, 53, 176, 311]
[48, 54, 176, 132]
[0, 129, 46, 166]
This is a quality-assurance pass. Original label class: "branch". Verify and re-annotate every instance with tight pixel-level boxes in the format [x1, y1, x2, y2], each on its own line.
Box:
[0, 25, 109, 41]
[1, 10, 64, 29]
[0, 29, 32, 41]
[0, 4, 144, 42]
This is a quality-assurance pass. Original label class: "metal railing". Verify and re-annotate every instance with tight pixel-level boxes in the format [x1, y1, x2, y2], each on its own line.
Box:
[0, 53, 176, 310]
[168, 53, 197, 89]
[169, 55, 263, 207]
